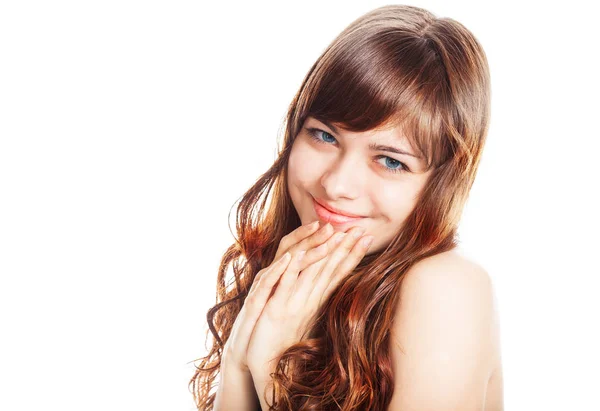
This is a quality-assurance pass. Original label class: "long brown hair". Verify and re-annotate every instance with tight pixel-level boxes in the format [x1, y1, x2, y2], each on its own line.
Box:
[189, 4, 491, 410]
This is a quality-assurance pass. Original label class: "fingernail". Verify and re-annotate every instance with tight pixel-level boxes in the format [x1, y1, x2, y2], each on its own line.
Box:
[361, 236, 374, 249]
[334, 233, 347, 244]
[309, 221, 319, 230]
[352, 227, 366, 239]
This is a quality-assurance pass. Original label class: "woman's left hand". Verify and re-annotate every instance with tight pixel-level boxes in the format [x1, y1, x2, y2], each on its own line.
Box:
[246, 222, 374, 375]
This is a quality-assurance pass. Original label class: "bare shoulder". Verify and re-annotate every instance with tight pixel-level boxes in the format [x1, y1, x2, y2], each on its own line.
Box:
[403, 248, 492, 290]
[387, 248, 503, 410]
[396, 248, 502, 369]
[399, 248, 497, 313]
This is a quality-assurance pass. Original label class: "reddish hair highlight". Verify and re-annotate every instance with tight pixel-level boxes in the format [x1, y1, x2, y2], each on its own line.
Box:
[190, 4, 491, 410]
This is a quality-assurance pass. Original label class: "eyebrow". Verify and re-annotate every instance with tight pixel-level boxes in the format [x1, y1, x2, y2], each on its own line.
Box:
[368, 143, 422, 159]
[313, 118, 422, 160]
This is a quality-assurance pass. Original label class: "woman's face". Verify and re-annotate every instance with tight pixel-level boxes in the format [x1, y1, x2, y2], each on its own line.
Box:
[287, 116, 433, 254]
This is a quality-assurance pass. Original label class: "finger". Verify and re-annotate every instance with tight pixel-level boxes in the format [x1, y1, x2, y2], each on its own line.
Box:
[293, 222, 335, 256]
[257, 223, 335, 306]
[287, 231, 346, 308]
[252, 222, 318, 288]
[321, 234, 374, 303]
[280, 222, 334, 259]
[268, 249, 306, 308]
[288, 256, 328, 308]
[273, 222, 334, 283]
[331, 234, 373, 284]
[249, 266, 271, 294]
[231, 252, 292, 359]
[274, 221, 320, 261]
[264, 237, 330, 300]
[246, 252, 291, 313]
[297, 231, 346, 286]
[311, 227, 370, 305]
[312, 228, 362, 289]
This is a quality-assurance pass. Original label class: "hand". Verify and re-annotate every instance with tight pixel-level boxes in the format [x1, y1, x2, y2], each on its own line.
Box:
[246, 222, 374, 374]
[221, 221, 332, 373]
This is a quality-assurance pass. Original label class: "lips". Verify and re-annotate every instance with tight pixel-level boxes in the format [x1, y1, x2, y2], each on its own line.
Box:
[313, 197, 365, 225]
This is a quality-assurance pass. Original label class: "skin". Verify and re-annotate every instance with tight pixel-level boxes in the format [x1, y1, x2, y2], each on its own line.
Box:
[287, 116, 433, 254]
[217, 115, 502, 409]
[284, 116, 503, 408]
[218, 220, 374, 411]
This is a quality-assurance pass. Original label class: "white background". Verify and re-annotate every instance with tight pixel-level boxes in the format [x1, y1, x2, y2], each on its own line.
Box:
[1, 1, 598, 410]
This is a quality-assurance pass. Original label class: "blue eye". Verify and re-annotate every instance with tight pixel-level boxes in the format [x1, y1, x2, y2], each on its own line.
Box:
[304, 127, 410, 174]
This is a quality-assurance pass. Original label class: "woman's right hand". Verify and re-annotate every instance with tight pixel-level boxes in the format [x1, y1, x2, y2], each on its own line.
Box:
[221, 220, 336, 373]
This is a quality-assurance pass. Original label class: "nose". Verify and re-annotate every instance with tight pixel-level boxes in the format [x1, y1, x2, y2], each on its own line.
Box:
[319, 153, 364, 200]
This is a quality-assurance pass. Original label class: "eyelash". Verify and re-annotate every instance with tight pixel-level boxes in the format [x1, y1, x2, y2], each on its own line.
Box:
[305, 127, 410, 174]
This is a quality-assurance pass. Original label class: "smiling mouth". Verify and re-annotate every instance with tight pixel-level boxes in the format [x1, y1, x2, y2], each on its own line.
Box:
[312, 197, 366, 225]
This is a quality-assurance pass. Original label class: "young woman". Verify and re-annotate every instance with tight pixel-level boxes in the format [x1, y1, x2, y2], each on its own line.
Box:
[190, 4, 502, 410]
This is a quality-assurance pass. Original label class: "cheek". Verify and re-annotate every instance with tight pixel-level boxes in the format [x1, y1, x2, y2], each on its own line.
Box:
[372, 182, 419, 223]
[287, 141, 322, 220]
[288, 142, 321, 186]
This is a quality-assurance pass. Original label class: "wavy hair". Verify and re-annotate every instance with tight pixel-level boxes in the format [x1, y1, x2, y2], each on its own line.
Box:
[189, 4, 491, 410]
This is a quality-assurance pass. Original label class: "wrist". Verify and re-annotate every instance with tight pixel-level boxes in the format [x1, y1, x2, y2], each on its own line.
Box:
[248, 361, 276, 382]
[215, 355, 260, 411]
[221, 353, 252, 377]
[249, 363, 277, 411]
